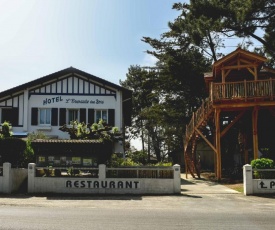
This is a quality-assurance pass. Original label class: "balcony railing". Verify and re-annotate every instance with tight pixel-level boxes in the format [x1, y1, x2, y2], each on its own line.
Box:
[211, 79, 275, 101]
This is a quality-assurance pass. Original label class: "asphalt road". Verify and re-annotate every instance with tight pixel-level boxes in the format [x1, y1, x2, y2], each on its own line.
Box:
[0, 176, 275, 230]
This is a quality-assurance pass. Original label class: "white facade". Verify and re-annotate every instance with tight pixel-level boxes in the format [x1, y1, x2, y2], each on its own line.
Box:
[0, 68, 132, 146]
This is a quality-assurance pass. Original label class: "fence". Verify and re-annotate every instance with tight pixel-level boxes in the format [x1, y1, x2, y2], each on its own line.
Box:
[0, 163, 28, 194]
[243, 164, 275, 195]
[28, 163, 181, 194]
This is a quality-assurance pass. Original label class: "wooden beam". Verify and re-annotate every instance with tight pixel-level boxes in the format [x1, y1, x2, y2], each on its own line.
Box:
[221, 110, 246, 138]
[195, 127, 217, 153]
[252, 106, 259, 159]
[215, 109, 222, 180]
[224, 69, 231, 79]
[247, 67, 255, 76]
[221, 64, 258, 70]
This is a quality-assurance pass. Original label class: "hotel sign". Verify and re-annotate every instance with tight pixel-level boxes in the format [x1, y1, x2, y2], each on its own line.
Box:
[43, 96, 104, 105]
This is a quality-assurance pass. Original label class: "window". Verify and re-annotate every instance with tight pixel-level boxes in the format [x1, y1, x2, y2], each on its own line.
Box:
[1, 108, 19, 126]
[39, 108, 51, 125]
[68, 109, 79, 123]
[95, 110, 107, 123]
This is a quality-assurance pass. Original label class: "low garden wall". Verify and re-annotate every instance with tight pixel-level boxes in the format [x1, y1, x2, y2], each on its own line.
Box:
[0, 163, 28, 194]
[28, 163, 181, 194]
[243, 164, 275, 195]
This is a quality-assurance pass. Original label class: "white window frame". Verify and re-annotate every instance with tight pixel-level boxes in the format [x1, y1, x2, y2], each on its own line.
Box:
[67, 109, 79, 124]
[95, 109, 108, 123]
[39, 108, 51, 126]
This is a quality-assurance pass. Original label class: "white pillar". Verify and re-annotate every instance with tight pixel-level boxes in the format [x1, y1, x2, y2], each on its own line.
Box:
[243, 164, 253, 195]
[98, 164, 106, 180]
[23, 89, 29, 131]
[173, 164, 181, 194]
[28, 163, 36, 193]
[3, 163, 11, 194]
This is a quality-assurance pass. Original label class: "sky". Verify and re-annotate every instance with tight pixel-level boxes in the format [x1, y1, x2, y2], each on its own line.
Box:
[0, 0, 183, 92]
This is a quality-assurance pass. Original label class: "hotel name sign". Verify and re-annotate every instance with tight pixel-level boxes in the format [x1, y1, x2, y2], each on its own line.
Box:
[42, 96, 104, 105]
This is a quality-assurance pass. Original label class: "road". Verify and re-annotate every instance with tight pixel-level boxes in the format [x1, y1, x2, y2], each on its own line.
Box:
[0, 193, 275, 230]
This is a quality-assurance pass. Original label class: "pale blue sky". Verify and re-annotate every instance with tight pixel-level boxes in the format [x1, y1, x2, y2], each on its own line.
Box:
[0, 0, 182, 92]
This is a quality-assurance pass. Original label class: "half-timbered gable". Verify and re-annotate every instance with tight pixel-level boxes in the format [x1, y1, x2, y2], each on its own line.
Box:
[0, 67, 132, 144]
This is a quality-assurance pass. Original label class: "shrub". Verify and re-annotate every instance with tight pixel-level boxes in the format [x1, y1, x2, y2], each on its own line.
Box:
[251, 158, 275, 179]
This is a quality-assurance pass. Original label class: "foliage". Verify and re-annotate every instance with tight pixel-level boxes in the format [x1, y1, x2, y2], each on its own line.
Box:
[251, 158, 274, 169]
[107, 152, 172, 167]
[169, 1, 275, 62]
[251, 158, 275, 179]
[122, 35, 209, 161]
[126, 150, 148, 165]
[154, 162, 173, 167]
[120, 158, 140, 166]
[27, 131, 48, 141]
[0, 121, 13, 139]
[107, 152, 141, 167]
[59, 120, 122, 143]
[21, 139, 35, 168]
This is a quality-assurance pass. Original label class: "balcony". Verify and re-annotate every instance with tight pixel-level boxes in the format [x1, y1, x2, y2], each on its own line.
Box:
[210, 79, 275, 103]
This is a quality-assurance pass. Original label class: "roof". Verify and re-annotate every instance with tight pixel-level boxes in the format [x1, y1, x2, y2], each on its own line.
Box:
[0, 67, 132, 98]
[212, 47, 267, 78]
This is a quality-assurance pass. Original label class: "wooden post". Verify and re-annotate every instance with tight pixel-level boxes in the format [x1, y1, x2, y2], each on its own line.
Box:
[210, 82, 213, 101]
[269, 78, 273, 101]
[252, 106, 259, 160]
[244, 80, 247, 102]
[215, 109, 221, 180]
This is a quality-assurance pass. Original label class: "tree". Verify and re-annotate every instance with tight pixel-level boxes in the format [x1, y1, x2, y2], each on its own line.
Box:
[59, 120, 122, 143]
[168, 1, 275, 61]
[120, 66, 160, 159]
[121, 45, 209, 162]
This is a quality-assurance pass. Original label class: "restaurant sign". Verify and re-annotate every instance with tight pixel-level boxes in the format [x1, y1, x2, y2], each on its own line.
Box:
[66, 180, 140, 189]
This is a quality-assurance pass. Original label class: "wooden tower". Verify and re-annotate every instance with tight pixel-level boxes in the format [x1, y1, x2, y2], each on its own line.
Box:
[184, 48, 275, 180]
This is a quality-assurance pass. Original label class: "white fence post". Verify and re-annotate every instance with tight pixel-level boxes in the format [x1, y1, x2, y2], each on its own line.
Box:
[28, 163, 36, 193]
[173, 164, 181, 194]
[99, 164, 106, 180]
[243, 164, 253, 195]
[3, 162, 11, 194]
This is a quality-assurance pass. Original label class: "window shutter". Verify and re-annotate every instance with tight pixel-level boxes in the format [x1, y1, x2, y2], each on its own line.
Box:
[88, 109, 94, 125]
[59, 108, 66, 125]
[80, 108, 86, 123]
[108, 109, 115, 126]
[31, 108, 38, 125]
[51, 108, 58, 126]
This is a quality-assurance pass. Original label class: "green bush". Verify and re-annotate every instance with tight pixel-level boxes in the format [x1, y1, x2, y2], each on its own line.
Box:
[251, 158, 275, 179]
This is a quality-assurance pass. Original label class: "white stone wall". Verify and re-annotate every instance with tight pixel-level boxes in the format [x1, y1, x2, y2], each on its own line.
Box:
[28, 163, 181, 195]
[0, 163, 28, 194]
[243, 164, 275, 195]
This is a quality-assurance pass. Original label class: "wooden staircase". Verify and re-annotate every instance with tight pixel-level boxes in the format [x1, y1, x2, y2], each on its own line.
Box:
[184, 99, 214, 178]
